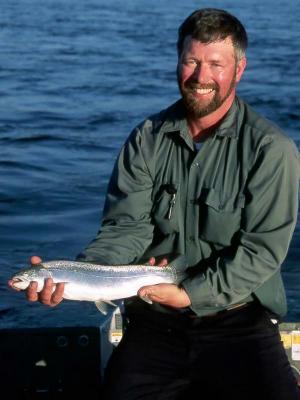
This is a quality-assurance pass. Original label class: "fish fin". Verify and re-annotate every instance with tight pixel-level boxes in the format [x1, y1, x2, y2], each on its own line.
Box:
[140, 296, 153, 305]
[106, 300, 118, 307]
[95, 300, 118, 315]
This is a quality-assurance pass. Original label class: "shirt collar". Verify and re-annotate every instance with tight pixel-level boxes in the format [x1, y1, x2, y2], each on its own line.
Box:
[160, 97, 243, 149]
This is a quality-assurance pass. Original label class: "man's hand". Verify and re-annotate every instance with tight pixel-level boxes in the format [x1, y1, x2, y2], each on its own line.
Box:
[8, 256, 64, 307]
[138, 283, 191, 308]
[138, 257, 191, 308]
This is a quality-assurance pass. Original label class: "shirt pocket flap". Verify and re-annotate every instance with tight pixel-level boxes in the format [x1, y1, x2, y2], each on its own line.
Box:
[200, 188, 245, 212]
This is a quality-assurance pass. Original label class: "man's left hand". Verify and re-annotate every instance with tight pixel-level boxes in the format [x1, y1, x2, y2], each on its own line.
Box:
[137, 283, 191, 308]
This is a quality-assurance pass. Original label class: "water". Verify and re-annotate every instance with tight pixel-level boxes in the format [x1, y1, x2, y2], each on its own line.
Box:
[1, 0, 299, 327]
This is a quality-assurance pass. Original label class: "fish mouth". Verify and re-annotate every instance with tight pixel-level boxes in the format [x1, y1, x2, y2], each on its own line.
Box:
[11, 278, 25, 288]
[12, 278, 22, 283]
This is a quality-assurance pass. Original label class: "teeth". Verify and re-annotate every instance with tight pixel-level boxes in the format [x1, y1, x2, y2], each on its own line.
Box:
[194, 88, 214, 94]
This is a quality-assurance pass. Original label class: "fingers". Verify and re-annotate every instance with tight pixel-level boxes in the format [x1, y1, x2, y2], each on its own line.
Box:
[49, 282, 65, 306]
[138, 285, 167, 304]
[26, 278, 65, 307]
[147, 257, 168, 267]
[37, 278, 54, 304]
[158, 258, 168, 267]
[138, 283, 191, 308]
[139, 295, 153, 304]
[26, 281, 39, 301]
[138, 286, 154, 305]
[38, 279, 65, 307]
[148, 257, 156, 266]
[138, 285, 158, 301]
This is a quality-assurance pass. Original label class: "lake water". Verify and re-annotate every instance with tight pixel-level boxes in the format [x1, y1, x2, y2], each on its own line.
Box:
[1, 0, 299, 327]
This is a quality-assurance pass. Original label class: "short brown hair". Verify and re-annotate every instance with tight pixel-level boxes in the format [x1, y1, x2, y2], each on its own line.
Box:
[177, 8, 248, 60]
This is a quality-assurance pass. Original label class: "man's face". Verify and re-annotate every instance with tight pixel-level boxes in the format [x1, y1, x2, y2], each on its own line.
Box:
[177, 36, 246, 118]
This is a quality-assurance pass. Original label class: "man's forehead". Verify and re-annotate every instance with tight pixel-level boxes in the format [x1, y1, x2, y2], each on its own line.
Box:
[182, 35, 234, 48]
[181, 35, 236, 57]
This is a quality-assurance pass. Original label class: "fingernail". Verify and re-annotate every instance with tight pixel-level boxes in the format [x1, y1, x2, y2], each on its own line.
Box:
[140, 296, 153, 305]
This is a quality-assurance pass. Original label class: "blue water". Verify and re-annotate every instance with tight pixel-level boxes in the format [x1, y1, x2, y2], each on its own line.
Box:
[1, 0, 299, 327]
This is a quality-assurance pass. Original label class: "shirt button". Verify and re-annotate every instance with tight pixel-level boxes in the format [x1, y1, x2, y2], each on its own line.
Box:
[188, 236, 195, 242]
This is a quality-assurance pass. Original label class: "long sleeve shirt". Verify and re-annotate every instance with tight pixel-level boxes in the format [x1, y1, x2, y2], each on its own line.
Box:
[78, 97, 300, 317]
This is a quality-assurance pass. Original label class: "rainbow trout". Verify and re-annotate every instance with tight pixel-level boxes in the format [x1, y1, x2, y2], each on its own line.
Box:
[11, 258, 186, 314]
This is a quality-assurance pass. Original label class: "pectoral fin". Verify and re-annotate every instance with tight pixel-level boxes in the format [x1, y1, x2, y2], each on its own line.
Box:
[95, 300, 118, 315]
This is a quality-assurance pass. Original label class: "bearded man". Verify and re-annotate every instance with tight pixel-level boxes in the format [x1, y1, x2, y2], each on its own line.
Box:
[9, 8, 300, 400]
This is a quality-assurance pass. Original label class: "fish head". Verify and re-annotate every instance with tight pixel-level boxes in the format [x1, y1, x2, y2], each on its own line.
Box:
[11, 266, 51, 291]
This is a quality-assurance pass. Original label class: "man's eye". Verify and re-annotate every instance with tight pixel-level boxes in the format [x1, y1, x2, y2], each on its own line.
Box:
[184, 59, 197, 66]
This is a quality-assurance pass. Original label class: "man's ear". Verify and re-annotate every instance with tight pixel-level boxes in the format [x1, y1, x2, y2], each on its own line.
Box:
[236, 57, 247, 83]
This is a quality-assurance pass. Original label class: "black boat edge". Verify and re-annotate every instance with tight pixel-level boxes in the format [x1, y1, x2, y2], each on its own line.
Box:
[1, 308, 300, 399]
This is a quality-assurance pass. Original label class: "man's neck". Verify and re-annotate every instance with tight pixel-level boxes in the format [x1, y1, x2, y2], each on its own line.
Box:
[187, 94, 235, 141]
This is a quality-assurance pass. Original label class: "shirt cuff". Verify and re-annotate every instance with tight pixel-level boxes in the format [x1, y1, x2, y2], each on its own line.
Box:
[180, 274, 225, 317]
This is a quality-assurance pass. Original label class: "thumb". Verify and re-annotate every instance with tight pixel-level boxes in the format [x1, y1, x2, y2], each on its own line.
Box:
[30, 255, 42, 265]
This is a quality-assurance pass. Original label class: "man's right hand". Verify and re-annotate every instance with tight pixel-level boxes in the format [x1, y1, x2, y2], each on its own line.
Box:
[8, 256, 65, 307]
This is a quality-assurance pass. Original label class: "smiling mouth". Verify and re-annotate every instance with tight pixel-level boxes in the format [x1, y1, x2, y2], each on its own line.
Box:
[193, 88, 214, 95]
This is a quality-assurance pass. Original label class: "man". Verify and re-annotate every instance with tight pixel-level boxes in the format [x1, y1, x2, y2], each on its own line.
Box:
[9, 8, 300, 399]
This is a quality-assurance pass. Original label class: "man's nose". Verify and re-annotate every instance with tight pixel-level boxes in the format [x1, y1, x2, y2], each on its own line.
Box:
[192, 63, 211, 83]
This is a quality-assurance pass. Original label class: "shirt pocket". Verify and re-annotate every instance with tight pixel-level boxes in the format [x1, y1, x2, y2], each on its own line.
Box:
[151, 183, 180, 234]
[198, 188, 245, 246]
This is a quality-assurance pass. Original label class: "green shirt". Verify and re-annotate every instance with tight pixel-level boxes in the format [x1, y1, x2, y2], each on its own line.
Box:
[78, 97, 300, 317]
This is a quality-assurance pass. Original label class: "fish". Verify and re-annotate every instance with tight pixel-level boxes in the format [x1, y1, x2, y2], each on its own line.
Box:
[11, 258, 187, 314]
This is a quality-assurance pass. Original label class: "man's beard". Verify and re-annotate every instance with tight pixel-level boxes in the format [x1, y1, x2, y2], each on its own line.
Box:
[177, 71, 236, 118]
